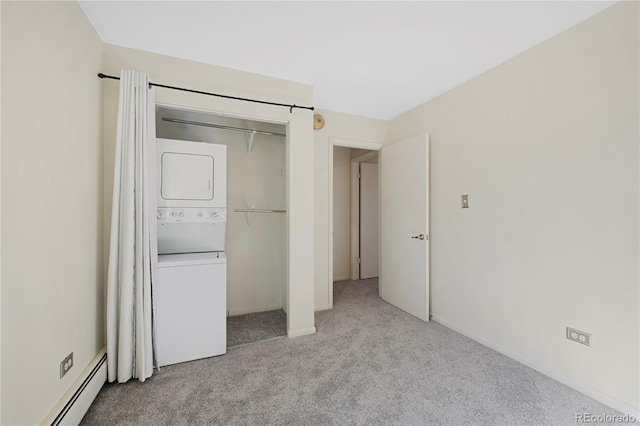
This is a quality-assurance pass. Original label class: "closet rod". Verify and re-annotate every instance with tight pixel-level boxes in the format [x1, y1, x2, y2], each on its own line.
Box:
[162, 118, 286, 137]
[97, 73, 314, 113]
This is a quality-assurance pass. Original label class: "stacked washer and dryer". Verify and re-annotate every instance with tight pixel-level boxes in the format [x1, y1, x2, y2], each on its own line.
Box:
[153, 138, 228, 367]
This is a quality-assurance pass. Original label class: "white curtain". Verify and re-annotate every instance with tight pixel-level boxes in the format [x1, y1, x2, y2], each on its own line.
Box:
[107, 70, 155, 383]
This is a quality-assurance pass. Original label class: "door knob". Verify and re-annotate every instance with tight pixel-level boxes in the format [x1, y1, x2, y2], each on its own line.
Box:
[411, 234, 426, 240]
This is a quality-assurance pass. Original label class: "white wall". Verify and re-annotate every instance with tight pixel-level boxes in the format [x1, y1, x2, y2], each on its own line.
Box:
[332, 146, 351, 281]
[313, 109, 388, 310]
[1, 2, 104, 424]
[390, 2, 639, 412]
[156, 111, 286, 315]
[102, 44, 315, 337]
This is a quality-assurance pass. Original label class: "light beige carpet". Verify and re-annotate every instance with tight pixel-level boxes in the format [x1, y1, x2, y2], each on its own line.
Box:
[81, 279, 626, 425]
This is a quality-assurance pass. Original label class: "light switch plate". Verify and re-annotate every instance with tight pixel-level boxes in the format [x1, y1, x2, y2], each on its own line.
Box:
[461, 194, 469, 208]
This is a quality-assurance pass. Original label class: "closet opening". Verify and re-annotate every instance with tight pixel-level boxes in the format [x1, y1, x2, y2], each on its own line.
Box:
[156, 105, 288, 348]
[330, 140, 381, 308]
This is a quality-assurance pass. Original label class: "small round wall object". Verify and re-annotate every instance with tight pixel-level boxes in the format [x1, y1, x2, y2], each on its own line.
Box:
[313, 113, 325, 130]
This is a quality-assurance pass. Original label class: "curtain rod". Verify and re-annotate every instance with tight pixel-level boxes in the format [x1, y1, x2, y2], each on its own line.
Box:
[97, 73, 314, 113]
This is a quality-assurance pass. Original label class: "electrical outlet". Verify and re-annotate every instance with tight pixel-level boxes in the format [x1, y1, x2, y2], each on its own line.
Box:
[461, 194, 469, 208]
[566, 327, 591, 347]
[60, 352, 74, 378]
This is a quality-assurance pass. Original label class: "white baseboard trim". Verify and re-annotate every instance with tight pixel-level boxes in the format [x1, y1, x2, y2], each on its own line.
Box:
[288, 326, 317, 338]
[43, 347, 107, 426]
[228, 303, 283, 316]
[315, 304, 331, 312]
[333, 276, 351, 282]
[431, 315, 640, 418]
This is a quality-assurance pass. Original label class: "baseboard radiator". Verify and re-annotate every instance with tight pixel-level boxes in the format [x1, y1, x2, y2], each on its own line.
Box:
[44, 348, 107, 426]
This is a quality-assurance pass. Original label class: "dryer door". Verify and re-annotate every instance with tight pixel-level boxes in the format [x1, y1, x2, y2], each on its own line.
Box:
[156, 138, 227, 208]
[161, 152, 214, 201]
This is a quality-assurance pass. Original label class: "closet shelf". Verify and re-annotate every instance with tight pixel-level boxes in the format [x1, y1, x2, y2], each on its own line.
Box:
[234, 208, 286, 213]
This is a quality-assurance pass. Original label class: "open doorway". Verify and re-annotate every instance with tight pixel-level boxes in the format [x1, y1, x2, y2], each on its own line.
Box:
[328, 135, 430, 319]
[328, 138, 382, 308]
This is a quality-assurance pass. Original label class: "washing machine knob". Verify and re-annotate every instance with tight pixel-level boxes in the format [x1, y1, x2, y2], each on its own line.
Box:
[210, 210, 220, 219]
[178, 210, 184, 217]
[171, 210, 178, 218]
[197, 210, 204, 217]
[157, 209, 165, 219]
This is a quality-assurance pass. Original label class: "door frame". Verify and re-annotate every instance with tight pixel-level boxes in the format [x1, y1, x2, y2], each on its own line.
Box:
[350, 151, 378, 280]
[328, 137, 382, 309]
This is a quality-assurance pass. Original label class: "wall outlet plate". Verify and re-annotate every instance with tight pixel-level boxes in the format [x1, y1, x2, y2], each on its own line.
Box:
[566, 327, 591, 347]
[60, 352, 74, 378]
[461, 194, 469, 208]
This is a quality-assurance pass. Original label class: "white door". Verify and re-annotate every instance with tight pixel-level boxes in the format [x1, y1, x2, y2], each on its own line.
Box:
[379, 134, 429, 321]
[360, 162, 379, 279]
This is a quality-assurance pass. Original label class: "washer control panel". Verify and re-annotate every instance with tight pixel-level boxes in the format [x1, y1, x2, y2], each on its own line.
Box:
[157, 207, 226, 223]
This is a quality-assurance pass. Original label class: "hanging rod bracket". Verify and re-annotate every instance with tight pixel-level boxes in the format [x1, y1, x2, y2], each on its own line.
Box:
[246, 130, 256, 153]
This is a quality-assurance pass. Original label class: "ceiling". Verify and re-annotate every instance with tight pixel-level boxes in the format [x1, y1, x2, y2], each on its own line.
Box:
[79, 1, 615, 120]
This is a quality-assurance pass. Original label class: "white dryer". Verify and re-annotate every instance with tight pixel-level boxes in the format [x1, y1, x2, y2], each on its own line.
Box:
[157, 138, 226, 209]
[155, 138, 227, 254]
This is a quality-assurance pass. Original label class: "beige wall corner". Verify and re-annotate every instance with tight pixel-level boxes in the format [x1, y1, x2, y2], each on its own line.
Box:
[390, 1, 640, 413]
[1, 2, 104, 424]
